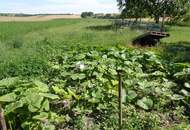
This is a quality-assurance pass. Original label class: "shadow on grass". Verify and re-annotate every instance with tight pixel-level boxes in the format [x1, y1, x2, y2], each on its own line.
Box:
[161, 41, 190, 63]
[166, 21, 190, 27]
[86, 25, 120, 31]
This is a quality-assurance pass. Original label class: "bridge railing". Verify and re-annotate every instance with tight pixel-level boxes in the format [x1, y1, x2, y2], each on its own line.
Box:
[113, 19, 166, 32]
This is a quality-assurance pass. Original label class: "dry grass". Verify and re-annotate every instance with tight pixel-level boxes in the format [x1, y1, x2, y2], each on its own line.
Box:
[0, 14, 81, 22]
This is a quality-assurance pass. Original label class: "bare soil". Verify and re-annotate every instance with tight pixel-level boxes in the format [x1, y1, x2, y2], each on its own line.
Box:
[0, 14, 81, 22]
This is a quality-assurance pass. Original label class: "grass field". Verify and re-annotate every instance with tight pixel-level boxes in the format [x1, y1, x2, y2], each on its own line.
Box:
[0, 19, 139, 61]
[0, 18, 140, 44]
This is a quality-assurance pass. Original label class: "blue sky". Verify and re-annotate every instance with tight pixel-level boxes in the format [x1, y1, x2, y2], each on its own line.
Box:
[0, 0, 119, 14]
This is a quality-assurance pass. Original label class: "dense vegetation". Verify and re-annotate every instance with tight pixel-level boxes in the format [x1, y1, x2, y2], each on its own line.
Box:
[0, 45, 190, 129]
[0, 18, 190, 129]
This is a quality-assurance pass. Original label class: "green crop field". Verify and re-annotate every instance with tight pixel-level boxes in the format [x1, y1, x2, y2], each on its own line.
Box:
[0, 18, 190, 130]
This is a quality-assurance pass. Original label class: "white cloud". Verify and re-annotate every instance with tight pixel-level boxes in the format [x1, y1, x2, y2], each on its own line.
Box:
[45, 0, 119, 13]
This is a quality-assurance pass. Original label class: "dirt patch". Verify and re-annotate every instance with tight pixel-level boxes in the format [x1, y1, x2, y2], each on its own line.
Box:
[0, 15, 81, 22]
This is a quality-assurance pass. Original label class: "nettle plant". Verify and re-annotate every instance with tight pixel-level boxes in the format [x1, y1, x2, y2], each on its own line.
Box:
[0, 77, 63, 130]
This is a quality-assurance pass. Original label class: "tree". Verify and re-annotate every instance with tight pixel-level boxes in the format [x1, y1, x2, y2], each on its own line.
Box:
[118, 0, 147, 21]
[81, 12, 94, 18]
[169, 0, 190, 21]
[117, 0, 190, 23]
[145, 0, 190, 23]
[145, 0, 165, 23]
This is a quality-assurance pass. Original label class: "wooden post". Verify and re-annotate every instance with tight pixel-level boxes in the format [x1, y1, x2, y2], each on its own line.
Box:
[117, 70, 123, 130]
[0, 104, 7, 130]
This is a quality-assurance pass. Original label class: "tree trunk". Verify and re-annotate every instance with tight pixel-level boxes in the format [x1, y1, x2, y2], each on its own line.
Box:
[0, 104, 7, 130]
[155, 15, 160, 24]
[161, 14, 165, 32]
[140, 17, 142, 24]
[135, 17, 138, 22]
[133, 17, 138, 25]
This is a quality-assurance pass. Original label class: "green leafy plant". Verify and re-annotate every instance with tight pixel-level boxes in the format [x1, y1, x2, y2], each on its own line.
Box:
[0, 46, 189, 129]
[45, 46, 188, 129]
[0, 78, 63, 130]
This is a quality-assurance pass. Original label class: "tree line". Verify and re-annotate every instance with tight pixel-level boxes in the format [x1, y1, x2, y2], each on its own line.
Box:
[81, 12, 120, 19]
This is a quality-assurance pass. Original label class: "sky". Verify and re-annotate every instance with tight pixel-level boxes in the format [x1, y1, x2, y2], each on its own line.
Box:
[0, 0, 119, 14]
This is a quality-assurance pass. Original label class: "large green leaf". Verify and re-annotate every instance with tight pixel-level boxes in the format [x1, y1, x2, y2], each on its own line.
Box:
[26, 94, 44, 109]
[28, 104, 38, 112]
[33, 80, 49, 92]
[21, 121, 33, 129]
[41, 99, 50, 111]
[33, 112, 49, 121]
[5, 101, 24, 114]
[137, 97, 153, 110]
[127, 90, 137, 101]
[0, 93, 17, 102]
[40, 93, 59, 100]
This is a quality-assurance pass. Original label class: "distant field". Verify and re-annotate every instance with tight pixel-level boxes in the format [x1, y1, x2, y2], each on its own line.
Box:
[0, 14, 81, 22]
